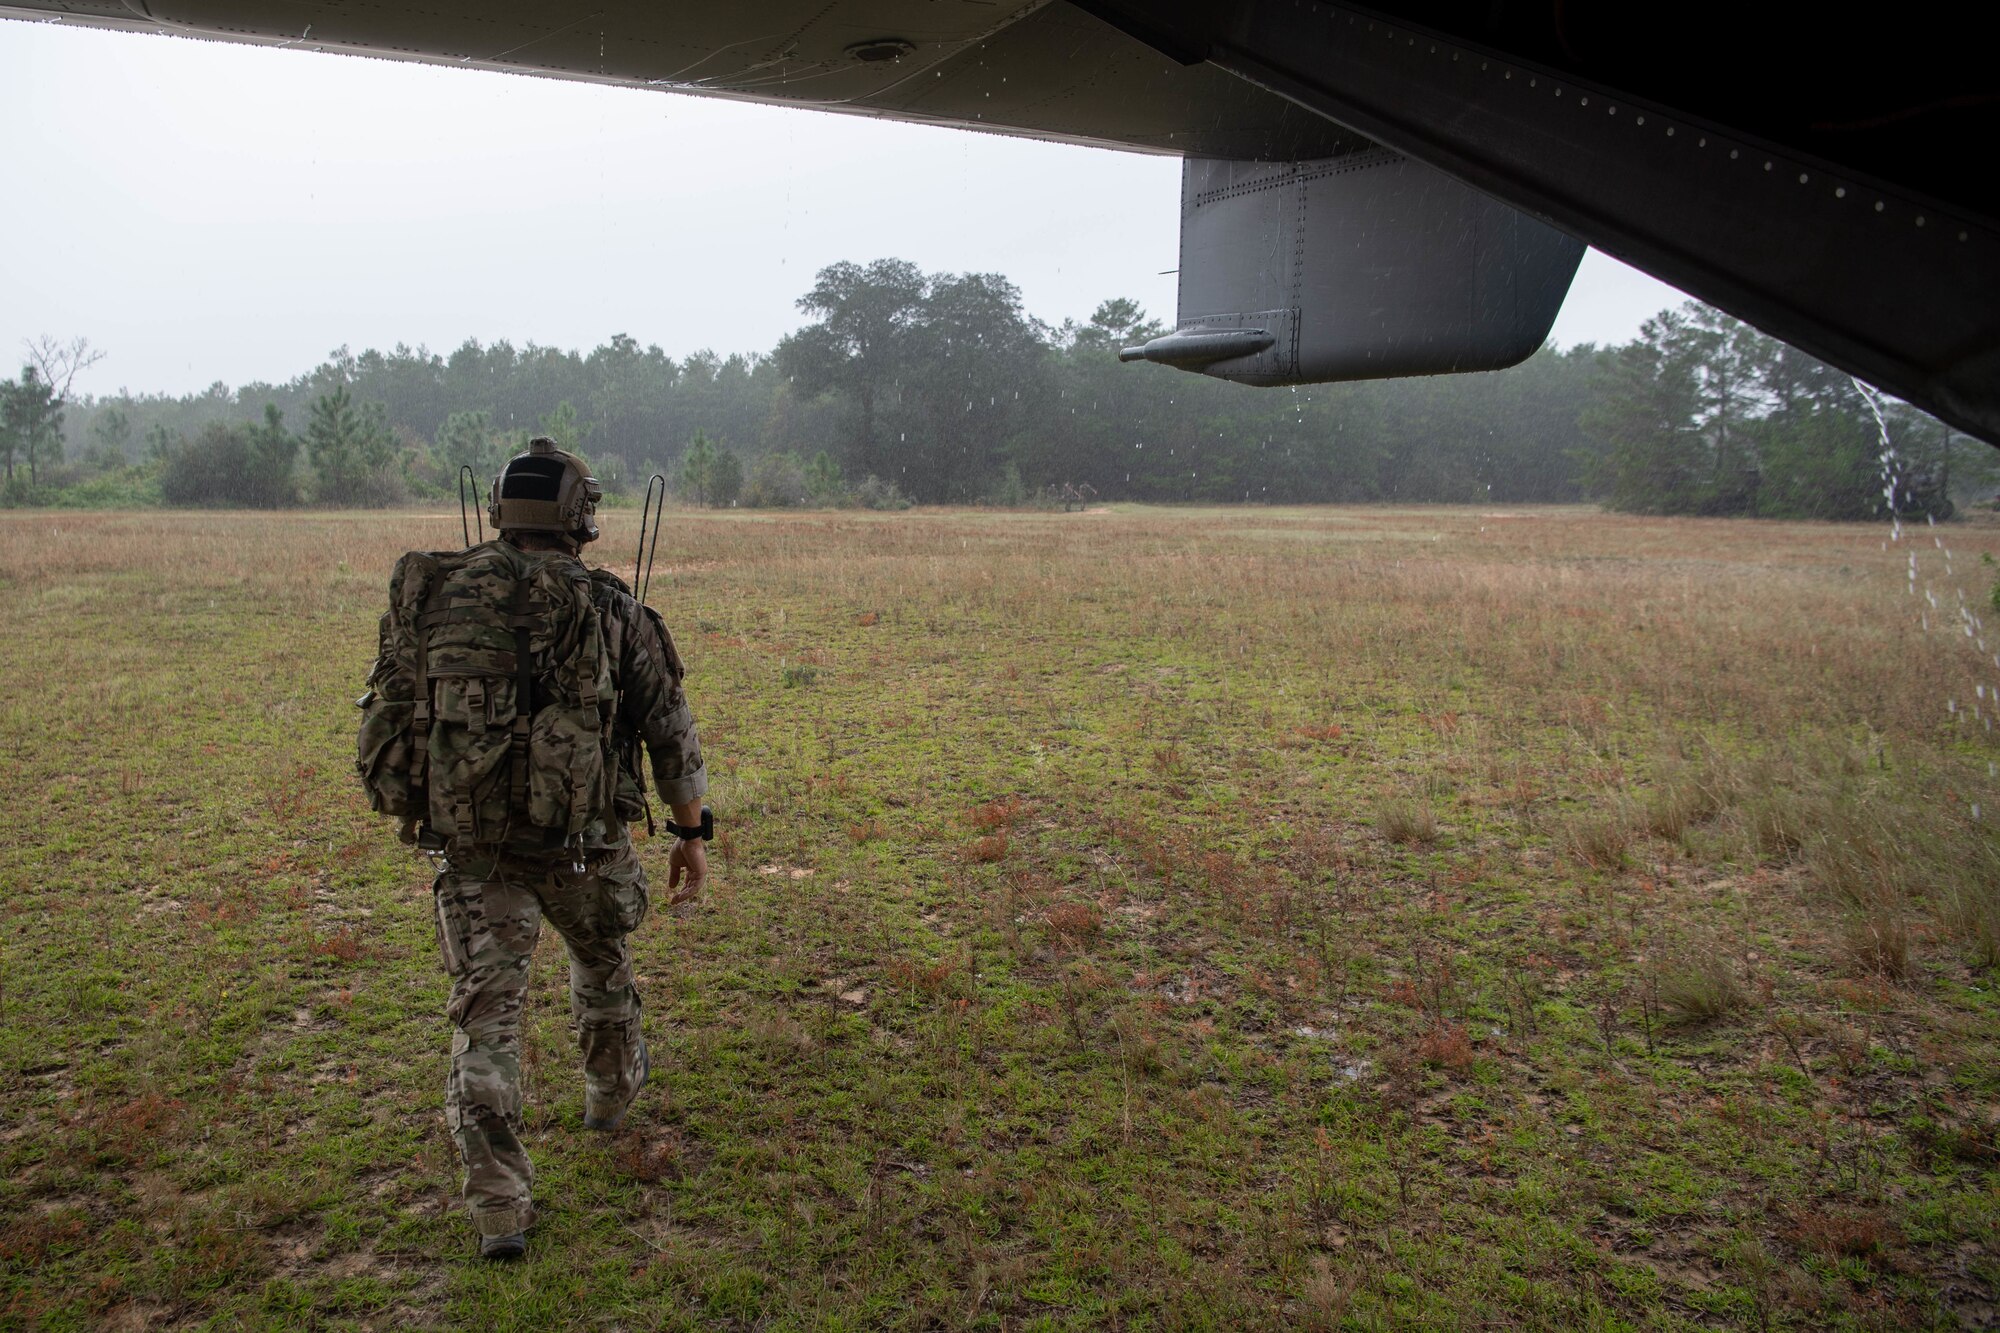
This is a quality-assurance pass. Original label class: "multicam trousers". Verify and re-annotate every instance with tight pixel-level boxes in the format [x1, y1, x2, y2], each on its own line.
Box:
[432, 840, 652, 1238]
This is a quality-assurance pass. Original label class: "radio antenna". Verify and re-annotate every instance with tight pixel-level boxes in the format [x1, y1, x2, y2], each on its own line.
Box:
[635, 473, 667, 605]
[457, 466, 484, 549]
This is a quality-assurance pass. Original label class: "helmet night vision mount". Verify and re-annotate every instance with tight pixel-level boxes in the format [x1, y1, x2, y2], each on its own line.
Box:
[488, 436, 603, 545]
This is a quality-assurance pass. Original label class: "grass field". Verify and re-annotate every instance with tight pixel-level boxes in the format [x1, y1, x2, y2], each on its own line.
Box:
[2, 504, 1998, 1331]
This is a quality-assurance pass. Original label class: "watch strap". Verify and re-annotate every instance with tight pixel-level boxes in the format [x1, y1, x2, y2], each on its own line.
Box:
[665, 807, 714, 841]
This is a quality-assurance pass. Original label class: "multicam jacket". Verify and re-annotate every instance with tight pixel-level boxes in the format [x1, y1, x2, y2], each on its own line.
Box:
[582, 564, 706, 848]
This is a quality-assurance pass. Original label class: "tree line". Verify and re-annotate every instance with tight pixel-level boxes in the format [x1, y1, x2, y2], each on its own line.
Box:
[1583, 304, 1973, 519]
[4, 257, 1988, 516]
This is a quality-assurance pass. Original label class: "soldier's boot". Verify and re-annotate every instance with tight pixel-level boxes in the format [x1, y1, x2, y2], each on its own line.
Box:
[583, 1039, 649, 1132]
[479, 1232, 527, 1262]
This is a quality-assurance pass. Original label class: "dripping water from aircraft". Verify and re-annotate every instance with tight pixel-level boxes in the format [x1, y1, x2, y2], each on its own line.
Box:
[1859, 378, 2000, 810]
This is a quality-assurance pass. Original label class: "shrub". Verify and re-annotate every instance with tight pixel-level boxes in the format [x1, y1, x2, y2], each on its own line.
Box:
[159, 414, 299, 507]
[743, 453, 808, 508]
[852, 475, 911, 510]
[45, 466, 162, 509]
[984, 463, 1029, 507]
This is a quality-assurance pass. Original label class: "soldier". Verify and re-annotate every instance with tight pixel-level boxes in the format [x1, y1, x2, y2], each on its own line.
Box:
[357, 436, 709, 1260]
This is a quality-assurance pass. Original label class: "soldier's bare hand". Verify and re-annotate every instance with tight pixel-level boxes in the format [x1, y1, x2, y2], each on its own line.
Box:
[667, 838, 707, 905]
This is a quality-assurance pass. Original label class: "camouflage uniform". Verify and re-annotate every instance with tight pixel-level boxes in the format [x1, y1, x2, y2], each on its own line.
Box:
[424, 562, 705, 1240]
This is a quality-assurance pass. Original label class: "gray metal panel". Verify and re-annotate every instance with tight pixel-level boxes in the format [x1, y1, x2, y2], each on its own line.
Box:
[889, 3, 1359, 160]
[2, 0, 1359, 162]
[1164, 151, 1583, 385]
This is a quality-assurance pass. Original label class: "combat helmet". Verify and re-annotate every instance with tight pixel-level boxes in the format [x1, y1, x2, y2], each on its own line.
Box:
[488, 436, 603, 545]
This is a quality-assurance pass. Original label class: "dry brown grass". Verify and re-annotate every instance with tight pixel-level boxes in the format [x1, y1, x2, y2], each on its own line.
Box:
[964, 831, 1011, 863]
[1641, 760, 1726, 840]
[1656, 951, 1750, 1024]
[5, 504, 2000, 1328]
[613, 1132, 685, 1184]
[1415, 1021, 1475, 1075]
[1375, 796, 1437, 845]
[1784, 1205, 1902, 1262]
[3, 505, 1993, 753]
[964, 796, 1031, 831]
[1560, 805, 1635, 869]
[1045, 900, 1104, 941]
[1945, 860, 2000, 969]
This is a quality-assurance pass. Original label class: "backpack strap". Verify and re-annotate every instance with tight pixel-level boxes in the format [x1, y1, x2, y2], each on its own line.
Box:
[507, 578, 537, 822]
[410, 629, 430, 787]
[576, 593, 602, 713]
[417, 604, 499, 631]
[404, 559, 444, 818]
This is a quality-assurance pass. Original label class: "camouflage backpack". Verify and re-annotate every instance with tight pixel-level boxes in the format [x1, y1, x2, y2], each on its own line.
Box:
[356, 539, 616, 856]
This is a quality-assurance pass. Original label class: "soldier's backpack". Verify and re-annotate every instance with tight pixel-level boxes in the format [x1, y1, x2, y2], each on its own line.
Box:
[355, 539, 616, 856]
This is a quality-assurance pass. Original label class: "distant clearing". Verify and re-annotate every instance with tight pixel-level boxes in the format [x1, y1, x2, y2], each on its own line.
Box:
[1, 505, 1996, 1330]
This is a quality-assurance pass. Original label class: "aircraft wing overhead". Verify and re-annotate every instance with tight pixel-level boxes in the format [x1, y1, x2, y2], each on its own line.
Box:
[5, 0, 1997, 443]
[2, 0, 1361, 160]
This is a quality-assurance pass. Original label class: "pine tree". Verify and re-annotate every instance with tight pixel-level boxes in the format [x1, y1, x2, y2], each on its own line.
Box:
[435, 409, 507, 480]
[678, 430, 718, 506]
[85, 405, 132, 469]
[306, 383, 396, 504]
[0, 368, 63, 490]
[710, 448, 743, 507]
[538, 400, 589, 452]
[805, 450, 843, 504]
[245, 404, 300, 507]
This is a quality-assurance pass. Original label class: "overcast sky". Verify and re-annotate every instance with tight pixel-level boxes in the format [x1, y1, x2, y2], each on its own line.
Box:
[2, 19, 1687, 400]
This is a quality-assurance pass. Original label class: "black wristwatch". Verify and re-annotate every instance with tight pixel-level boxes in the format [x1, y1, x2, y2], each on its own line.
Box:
[665, 807, 713, 842]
